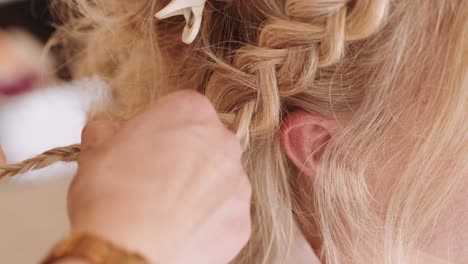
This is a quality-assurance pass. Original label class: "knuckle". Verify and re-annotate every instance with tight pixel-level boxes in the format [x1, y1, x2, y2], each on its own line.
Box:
[224, 130, 242, 157]
[238, 221, 252, 245]
[238, 185, 252, 209]
[173, 89, 203, 100]
[173, 90, 217, 119]
[81, 122, 96, 140]
[240, 175, 252, 200]
[81, 120, 113, 140]
[229, 206, 252, 246]
[221, 159, 244, 182]
[81, 125, 98, 150]
[231, 181, 252, 216]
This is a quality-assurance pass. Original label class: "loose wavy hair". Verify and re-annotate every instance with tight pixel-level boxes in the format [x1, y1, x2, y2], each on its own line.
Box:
[2, 0, 467, 263]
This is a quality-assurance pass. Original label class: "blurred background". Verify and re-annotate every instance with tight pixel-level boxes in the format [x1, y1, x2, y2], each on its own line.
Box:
[0, 0, 53, 42]
[0, 2, 93, 263]
[0, 0, 56, 98]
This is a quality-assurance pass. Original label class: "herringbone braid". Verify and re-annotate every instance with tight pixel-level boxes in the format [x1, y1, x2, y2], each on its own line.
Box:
[0, 144, 81, 180]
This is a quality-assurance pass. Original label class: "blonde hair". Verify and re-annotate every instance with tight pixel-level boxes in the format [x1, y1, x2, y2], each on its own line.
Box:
[1, 0, 467, 263]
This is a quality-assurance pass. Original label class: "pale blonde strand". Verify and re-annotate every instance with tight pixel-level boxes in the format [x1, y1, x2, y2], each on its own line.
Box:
[0, 145, 81, 180]
[0, 111, 238, 181]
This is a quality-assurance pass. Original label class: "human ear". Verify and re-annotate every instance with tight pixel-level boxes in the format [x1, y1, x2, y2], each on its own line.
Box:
[280, 111, 338, 178]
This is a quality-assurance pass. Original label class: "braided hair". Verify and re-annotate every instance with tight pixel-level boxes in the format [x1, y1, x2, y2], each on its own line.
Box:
[2, 0, 467, 263]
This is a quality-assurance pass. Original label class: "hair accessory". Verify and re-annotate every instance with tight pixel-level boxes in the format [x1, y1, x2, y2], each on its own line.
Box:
[155, 0, 207, 44]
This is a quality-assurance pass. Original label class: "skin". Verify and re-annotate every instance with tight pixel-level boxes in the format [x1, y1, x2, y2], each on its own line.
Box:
[1, 91, 252, 264]
[0, 94, 465, 263]
[281, 111, 468, 263]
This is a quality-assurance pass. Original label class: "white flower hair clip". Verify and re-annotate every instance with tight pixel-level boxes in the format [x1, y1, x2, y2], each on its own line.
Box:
[155, 0, 207, 44]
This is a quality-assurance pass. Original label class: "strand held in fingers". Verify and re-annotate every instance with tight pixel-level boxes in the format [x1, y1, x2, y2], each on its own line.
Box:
[0, 144, 81, 180]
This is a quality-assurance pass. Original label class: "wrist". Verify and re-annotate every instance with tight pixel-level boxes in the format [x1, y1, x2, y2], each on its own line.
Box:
[53, 259, 88, 264]
[70, 222, 155, 262]
[42, 232, 150, 264]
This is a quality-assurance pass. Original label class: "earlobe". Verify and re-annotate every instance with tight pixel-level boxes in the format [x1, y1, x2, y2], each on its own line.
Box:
[280, 111, 337, 178]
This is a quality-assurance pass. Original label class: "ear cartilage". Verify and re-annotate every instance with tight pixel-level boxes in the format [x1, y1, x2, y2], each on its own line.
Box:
[155, 0, 206, 44]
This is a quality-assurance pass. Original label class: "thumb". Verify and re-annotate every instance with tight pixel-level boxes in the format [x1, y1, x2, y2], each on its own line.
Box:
[0, 145, 6, 166]
[81, 120, 121, 152]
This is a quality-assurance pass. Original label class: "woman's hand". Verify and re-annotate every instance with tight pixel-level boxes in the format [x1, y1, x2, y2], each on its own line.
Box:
[69, 90, 252, 264]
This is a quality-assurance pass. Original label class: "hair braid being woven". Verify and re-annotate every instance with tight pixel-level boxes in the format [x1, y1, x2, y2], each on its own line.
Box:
[0, 0, 380, 180]
[1, 0, 467, 263]
[0, 3, 389, 260]
[206, 0, 387, 147]
[199, 1, 390, 262]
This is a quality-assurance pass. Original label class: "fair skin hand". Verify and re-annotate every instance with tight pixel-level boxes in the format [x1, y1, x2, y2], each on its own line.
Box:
[1, 91, 252, 264]
[0, 103, 462, 264]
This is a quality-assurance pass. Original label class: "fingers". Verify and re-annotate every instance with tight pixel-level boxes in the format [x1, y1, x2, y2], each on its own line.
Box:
[145, 90, 220, 126]
[81, 120, 121, 152]
[0, 145, 6, 166]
